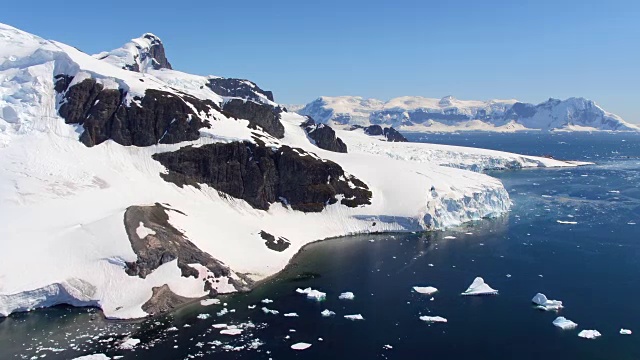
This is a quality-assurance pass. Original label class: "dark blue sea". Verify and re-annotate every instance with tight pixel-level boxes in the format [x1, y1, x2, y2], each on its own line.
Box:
[2, 132, 640, 360]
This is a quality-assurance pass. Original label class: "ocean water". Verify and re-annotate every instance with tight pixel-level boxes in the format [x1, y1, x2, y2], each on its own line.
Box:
[2, 132, 639, 360]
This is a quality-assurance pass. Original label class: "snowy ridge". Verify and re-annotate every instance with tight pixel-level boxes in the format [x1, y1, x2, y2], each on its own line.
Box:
[0, 23, 585, 319]
[297, 95, 638, 132]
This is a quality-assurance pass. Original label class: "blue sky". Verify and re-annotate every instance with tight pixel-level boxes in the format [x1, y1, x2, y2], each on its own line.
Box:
[4, 0, 639, 122]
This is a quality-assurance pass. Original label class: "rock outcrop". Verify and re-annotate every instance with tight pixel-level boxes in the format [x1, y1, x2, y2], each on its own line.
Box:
[222, 99, 285, 139]
[302, 117, 348, 153]
[352, 124, 408, 142]
[141, 284, 193, 316]
[259, 231, 291, 252]
[206, 78, 274, 103]
[123, 203, 251, 293]
[153, 142, 372, 212]
[56, 76, 216, 147]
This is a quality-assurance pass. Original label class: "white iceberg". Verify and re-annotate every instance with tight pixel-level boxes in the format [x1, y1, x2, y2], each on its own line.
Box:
[119, 338, 141, 350]
[220, 328, 243, 335]
[552, 317, 578, 330]
[344, 314, 365, 321]
[532, 293, 563, 311]
[72, 355, 110, 360]
[620, 329, 632, 335]
[291, 342, 312, 350]
[284, 312, 299, 317]
[200, 298, 220, 306]
[419, 315, 447, 323]
[196, 313, 211, 320]
[338, 292, 355, 300]
[443, 236, 457, 239]
[296, 287, 326, 301]
[261, 299, 273, 304]
[578, 330, 601, 339]
[461, 277, 498, 296]
[321, 309, 336, 317]
[262, 307, 279, 315]
[212, 323, 227, 328]
[413, 286, 438, 295]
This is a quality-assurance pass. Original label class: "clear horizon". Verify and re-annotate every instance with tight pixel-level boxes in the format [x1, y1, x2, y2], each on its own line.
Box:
[4, 0, 639, 123]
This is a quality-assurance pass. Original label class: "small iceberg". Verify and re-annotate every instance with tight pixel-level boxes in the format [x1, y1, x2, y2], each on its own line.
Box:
[200, 298, 220, 306]
[197, 313, 211, 320]
[532, 293, 563, 311]
[261, 299, 274, 304]
[291, 342, 312, 350]
[284, 313, 299, 317]
[552, 317, 578, 330]
[443, 236, 457, 239]
[461, 277, 498, 296]
[296, 287, 326, 301]
[557, 220, 578, 225]
[419, 315, 447, 323]
[212, 323, 227, 328]
[119, 338, 141, 350]
[344, 314, 365, 321]
[321, 309, 336, 317]
[578, 330, 601, 339]
[262, 307, 279, 315]
[620, 329, 632, 335]
[220, 328, 243, 335]
[339, 292, 355, 300]
[413, 286, 438, 295]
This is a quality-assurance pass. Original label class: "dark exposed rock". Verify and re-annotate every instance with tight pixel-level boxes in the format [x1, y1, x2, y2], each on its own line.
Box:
[141, 284, 193, 316]
[352, 125, 408, 142]
[123, 203, 251, 294]
[206, 78, 274, 102]
[57, 77, 217, 147]
[222, 99, 285, 139]
[302, 117, 348, 153]
[259, 231, 291, 252]
[140, 34, 173, 70]
[152, 141, 372, 212]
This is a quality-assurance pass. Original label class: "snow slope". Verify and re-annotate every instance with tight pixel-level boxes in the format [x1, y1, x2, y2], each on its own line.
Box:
[297, 95, 638, 132]
[0, 23, 586, 319]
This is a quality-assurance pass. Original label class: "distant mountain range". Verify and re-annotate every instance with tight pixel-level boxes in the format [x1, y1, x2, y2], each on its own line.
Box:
[294, 96, 638, 132]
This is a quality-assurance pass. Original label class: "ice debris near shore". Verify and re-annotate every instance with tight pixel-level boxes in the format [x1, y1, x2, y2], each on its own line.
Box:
[291, 342, 312, 350]
[296, 287, 326, 301]
[200, 298, 221, 306]
[344, 314, 365, 321]
[262, 307, 279, 315]
[419, 315, 448, 323]
[119, 338, 141, 350]
[413, 286, 438, 295]
[72, 355, 110, 360]
[197, 313, 211, 320]
[321, 309, 336, 317]
[338, 292, 355, 300]
[532, 293, 563, 311]
[461, 277, 498, 296]
[220, 328, 243, 336]
[552, 317, 578, 330]
[578, 330, 602, 339]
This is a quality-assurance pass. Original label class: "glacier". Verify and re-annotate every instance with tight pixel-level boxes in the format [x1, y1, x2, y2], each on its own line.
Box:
[0, 22, 589, 319]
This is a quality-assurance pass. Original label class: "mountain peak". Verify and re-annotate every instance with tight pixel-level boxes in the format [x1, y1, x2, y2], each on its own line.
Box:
[93, 32, 172, 72]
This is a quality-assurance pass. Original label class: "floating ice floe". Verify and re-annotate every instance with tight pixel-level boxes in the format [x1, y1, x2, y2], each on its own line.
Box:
[344, 314, 364, 321]
[557, 220, 578, 225]
[620, 329, 632, 335]
[419, 315, 448, 323]
[321, 309, 336, 317]
[119, 338, 141, 350]
[428, 264, 434, 267]
[296, 287, 326, 301]
[216, 308, 229, 316]
[197, 313, 211, 320]
[261, 299, 274, 304]
[220, 328, 243, 336]
[166, 326, 178, 332]
[461, 277, 498, 296]
[532, 293, 563, 311]
[212, 323, 228, 328]
[200, 298, 221, 306]
[71, 355, 110, 360]
[383, 344, 393, 350]
[291, 342, 312, 350]
[444, 236, 457, 239]
[552, 317, 578, 330]
[413, 286, 438, 295]
[247, 305, 256, 309]
[578, 330, 601, 339]
[284, 313, 299, 317]
[339, 292, 355, 300]
[262, 307, 279, 315]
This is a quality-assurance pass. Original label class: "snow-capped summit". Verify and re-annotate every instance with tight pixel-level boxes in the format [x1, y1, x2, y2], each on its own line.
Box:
[297, 95, 638, 132]
[93, 32, 172, 72]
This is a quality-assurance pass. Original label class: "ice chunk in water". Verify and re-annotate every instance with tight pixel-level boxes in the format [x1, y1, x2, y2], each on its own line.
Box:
[413, 286, 438, 295]
[197, 313, 211, 320]
[344, 314, 365, 321]
[461, 277, 498, 296]
[419, 315, 447, 323]
[296, 287, 326, 301]
[261, 299, 273, 304]
[212, 323, 227, 328]
[200, 298, 221, 306]
[291, 342, 312, 350]
[262, 307, 279, 315]
[444, 236, 457, 239]
[532, 293, 563, 311]
[321, 309, 336, 317]
[119, 338, 141, 350]
[620, 329, 632, 335]
[220, 328, 243, 335]
[552, 317, 578, 330]
[578, 330, 601, 339]
[339, 292, 355, 300]
[284, 313, 299, 317]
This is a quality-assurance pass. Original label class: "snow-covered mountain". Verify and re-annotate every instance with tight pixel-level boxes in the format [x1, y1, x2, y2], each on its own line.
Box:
[0, 23, 587, 320]
[297, 95, 638, 132]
